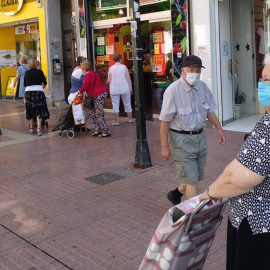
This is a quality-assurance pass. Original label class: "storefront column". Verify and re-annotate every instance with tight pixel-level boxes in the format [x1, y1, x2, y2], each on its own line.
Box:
[44, 0, 65, 103]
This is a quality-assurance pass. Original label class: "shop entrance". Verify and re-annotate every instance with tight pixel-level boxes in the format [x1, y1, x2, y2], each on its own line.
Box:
[92, 19, 173, 119]
[219, 0, 256, 123]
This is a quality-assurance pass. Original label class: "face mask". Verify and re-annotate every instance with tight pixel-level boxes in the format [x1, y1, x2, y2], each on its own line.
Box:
[258, 81, 270, 108]
[186, 73, 201, 86]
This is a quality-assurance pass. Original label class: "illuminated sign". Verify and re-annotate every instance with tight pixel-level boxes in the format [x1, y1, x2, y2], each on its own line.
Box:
[0, 0, 23, 16]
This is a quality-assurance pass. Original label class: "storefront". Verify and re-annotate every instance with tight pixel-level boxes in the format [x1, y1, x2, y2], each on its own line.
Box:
[81, 0, 177, 119]
[79, 0, 270, 123]
[189, 0, 270, 124]
[0, 0, 47, 99]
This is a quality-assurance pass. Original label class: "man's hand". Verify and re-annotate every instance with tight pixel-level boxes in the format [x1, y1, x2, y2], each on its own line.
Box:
[161, 145, 171, 160]
[218, 129, 226, 146]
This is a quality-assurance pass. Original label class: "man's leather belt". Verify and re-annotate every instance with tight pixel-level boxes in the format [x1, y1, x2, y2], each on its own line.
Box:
[170, 128, 203, 135]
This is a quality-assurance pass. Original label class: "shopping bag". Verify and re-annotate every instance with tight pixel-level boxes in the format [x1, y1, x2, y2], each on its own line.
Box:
[139, 196, 228, 270]
[72, 104, 85, 125]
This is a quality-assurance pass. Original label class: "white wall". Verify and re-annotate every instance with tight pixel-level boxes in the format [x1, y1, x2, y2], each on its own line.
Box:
[190, 0, 213, 92]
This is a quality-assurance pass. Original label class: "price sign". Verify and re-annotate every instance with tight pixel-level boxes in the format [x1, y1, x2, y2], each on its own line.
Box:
[154, 55, 164, 65]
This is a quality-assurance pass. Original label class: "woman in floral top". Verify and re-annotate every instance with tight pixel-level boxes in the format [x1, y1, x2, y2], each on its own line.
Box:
[199, 58, 270, 269]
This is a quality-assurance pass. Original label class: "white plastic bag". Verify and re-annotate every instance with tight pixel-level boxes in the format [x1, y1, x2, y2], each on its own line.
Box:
[72, 104, 85, 125]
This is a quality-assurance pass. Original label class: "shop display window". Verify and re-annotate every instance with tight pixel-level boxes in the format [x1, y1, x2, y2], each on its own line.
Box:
[91, 0, 170, 21]
[15, 23, 41, 64]
[93, 20, 172, 115]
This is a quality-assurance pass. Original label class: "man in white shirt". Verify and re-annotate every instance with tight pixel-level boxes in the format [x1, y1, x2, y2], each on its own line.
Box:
[160, 55, 226, 204]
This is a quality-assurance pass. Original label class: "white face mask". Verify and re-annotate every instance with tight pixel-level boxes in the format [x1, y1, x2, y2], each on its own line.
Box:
[185, 73, 201, 86]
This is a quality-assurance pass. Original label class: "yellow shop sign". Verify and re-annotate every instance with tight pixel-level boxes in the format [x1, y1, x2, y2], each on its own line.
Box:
[0, 0, 23, 16]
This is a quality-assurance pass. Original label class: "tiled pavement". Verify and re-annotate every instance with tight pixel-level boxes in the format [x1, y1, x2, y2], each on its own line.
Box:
[0, 99, 246, 270]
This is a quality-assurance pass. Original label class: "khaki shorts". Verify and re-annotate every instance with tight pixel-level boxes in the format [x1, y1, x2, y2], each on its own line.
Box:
[169, 129, 208, 184]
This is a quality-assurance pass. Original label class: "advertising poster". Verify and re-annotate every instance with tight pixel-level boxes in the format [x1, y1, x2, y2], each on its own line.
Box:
[97, 46, 105, 56]
[97, 56, 104, 65]
[0, 50, 17, 69]
[6, 77, 18, 97]
[97, 36, 105, 46]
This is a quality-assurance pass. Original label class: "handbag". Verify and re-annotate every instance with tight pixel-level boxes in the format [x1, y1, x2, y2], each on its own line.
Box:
[84, 72, 96, 109]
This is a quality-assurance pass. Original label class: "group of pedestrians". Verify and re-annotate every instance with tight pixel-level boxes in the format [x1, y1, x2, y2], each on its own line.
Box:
[16, 53, 135, 137]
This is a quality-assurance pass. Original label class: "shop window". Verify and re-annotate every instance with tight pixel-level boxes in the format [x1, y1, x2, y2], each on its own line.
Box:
[15, 23, 41, 64]
[91, 0, 127, 21]
[93, 20, 172, 116]
[91, 0, 170, 21]
[140, 0, 170, 14]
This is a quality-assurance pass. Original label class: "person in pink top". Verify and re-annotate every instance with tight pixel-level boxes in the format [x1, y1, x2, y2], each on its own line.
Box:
[79, 61, 111, 138]
[107, 53, 134, 126]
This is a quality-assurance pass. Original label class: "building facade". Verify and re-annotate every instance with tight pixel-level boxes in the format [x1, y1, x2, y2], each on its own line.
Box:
[78, 0, 269, 124]
[0, 0, 79, 103]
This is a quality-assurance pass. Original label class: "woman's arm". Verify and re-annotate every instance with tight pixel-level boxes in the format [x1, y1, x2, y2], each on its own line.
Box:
[41, 71, 47, 88]
[79, 72, 91, 95]
[124, 66, 132, 91]
[107, 68, 112, 84]
[13, 73, 20, 87]
[200, 159, 265, 201]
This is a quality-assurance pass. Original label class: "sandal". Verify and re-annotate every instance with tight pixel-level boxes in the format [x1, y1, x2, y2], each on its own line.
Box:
[128, 119, 135, 123]
[98, 133, 111, 138]
[92, 131, 102, 136]
[29, 128, 34, 134]
[37, 128, 43, 136]
[112, 122, 119, 126]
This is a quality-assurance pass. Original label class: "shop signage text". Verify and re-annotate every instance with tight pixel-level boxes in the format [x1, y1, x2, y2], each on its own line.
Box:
[0, 0, 23, 16]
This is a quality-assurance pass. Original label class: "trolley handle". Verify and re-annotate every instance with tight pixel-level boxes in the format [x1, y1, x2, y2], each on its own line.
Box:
[184, 199, 211, 233]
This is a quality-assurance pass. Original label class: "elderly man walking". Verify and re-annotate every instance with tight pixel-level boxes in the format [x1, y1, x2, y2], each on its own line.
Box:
[160, 55, 226, 205]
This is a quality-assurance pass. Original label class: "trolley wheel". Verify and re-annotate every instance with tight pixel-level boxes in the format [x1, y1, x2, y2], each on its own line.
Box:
[67, 130, 75, 139]
[80, 126, 87, 134]
[58, 132, 62, 137]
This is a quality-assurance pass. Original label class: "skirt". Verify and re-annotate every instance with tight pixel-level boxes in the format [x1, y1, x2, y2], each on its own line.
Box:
[25, 91, 50, 121]
[226, 218, 270, 270]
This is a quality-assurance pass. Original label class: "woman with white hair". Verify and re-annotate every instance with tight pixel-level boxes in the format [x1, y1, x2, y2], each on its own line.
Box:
[199, 54, 270, 269]
[107, 53, 134, 126]
[24, 59, 50, 136]
[13, 55, 29, 100]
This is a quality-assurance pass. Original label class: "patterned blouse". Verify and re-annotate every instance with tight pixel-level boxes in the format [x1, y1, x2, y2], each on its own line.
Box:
[229, 114, 270, 235]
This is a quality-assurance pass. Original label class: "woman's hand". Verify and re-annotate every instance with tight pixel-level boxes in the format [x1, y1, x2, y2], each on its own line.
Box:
[199, 189, 223, 206]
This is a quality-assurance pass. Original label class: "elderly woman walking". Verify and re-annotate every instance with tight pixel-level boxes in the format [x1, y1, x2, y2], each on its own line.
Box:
[13, 55, 29, 101]
[107, 53, 134, 126]
[24, 59, 50, 136]
[199, 55, 270, 270]
[78, 61, 111, 138]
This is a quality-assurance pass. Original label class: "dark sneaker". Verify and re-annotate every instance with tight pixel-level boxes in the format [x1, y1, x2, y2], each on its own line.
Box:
[167, 190, 181, 205]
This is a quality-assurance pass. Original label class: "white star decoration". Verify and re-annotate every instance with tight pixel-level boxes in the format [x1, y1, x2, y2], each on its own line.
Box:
[264, 121, 269, 125]
[243, 149, 247, 154]
[256, 158, 261, 163]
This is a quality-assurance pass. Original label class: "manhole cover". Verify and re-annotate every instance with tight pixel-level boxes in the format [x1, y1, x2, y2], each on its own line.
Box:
[85, 172, 126, 185]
